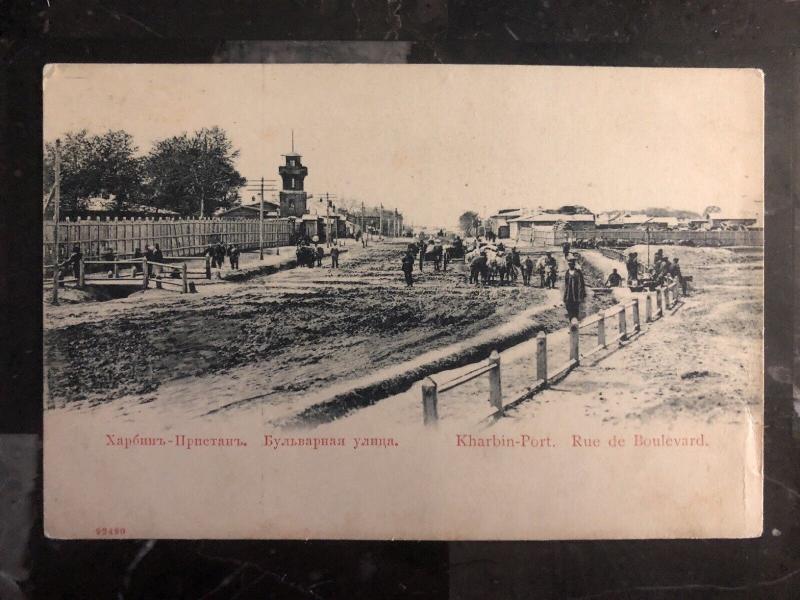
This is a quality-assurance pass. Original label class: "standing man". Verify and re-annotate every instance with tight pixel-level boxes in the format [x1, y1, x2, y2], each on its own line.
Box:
[562, 240, 571, 261]
[563, 257, 586, 321]
[511, 247, 522, 282]
[315, 244, 324, 267]
[330, 244, 340, 269]
[402, 251, 414, 286]
[671, 257, 687, 295]
[418, 240, 427, 272]
[229, 244, 240, 270]
[523, 256, 534, 286]
[626, 252, 639, 284]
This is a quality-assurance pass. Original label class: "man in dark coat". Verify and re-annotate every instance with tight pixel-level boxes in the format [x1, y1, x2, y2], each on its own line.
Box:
[61, 244, 82, 280]
[671, 257, 686, 295]
[229, 244, 240, 269]
[205, 243, 217, 268]
[402, 251, 414, 286]
[315, 244, 324, 267]
[605, 268, 623, 287]
[330, 245, 340, 268]
[626, 252, 639, 284]
[215, 242, 226, 269]
[562, 241, 571, 260]
[418, 241, 427, 271]
[523, 257, 534, 285]
[563, 257, 586, 321]
[133, 247, 143, 274]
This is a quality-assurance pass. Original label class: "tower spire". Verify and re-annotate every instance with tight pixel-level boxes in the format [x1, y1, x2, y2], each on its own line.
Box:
[291, 129, 294, 153]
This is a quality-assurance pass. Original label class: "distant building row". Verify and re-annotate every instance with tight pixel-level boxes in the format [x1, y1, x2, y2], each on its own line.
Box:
[488, 207, 762, 240]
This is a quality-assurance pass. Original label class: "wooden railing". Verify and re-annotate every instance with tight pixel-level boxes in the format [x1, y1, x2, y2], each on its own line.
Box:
[76, 257, 192, 293]
[421, 282, 683, 426]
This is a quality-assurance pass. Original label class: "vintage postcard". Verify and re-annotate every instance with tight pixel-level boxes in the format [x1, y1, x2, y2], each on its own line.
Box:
[43, 64, 763, 539]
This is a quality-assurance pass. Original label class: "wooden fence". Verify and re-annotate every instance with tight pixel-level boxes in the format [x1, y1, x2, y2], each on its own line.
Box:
[43, 217, 296, 265]
[421, 281, 682, 425]
[521, 228, 763, 247]
[585, 229, 763, 246]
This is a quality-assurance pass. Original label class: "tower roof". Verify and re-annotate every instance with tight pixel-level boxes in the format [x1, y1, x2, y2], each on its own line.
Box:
[283, 152, 302, 157]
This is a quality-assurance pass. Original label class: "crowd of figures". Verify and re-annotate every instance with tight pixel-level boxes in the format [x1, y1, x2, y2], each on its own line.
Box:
[624, 248, 686, 294]
[204, 241, 241, 270]
[295, 237, 340, 269]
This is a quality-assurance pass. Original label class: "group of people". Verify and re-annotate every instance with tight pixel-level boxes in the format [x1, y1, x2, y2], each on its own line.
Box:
[204, 241, 241, 270]
[296, 240, 340, 269]
[625, 249, 686, 294]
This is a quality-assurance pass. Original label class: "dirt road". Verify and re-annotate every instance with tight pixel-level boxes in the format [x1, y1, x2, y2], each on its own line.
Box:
[44, 241, 614, 416]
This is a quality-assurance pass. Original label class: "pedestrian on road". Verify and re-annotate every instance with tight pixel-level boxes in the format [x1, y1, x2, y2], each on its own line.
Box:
[330, 245, 340, 268]
[229, 244, 240, 270]
[562, 241, 571, 260]
[145, 244, 155, 276]
[205, 243, 217, 268]
[315, 244, 324, 267]
[152, 243, 164, 277]
[133, 247, 143, 275]
[626, 252, 639, 284]
[60, 244, 82, 280]
[523, 257, 533, 285]
[563, 257, 586, 321]
[418, 241, 427, 272]
[671, 257, 687, 295]
[215, 242, 226, 269]
[402, 251, 414, 286]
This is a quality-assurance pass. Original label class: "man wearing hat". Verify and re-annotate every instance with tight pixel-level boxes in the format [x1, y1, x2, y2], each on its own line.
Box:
[626, 252, 639, 284]
[563, 256, 586, 321]
[670, 257, 686, 295]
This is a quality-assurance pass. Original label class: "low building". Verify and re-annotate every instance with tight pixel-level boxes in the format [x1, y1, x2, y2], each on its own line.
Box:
[707, 212, 759, 230]
[215, 201, 280, 219]
[508, 212, 595, 242]
[488, 208, 524, 238]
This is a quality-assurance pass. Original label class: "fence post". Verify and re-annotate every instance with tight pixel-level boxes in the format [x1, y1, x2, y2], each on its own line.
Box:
[535, 331, 548, 382]
[569, 318, 580, 364]
[182, 263, 188, 294]
[142, 258, 149, 289]
[597, 314, 606, 348]
[662, 287, 669, 312]
[618, 306, 627, 342]
[488, 350, 502, 410]
[205, 255, 211, 279]
[422, 377, 438, 426]
[78, 258, 85, 288]
[632, 298, 640, 332]
[645, 294, 653, 323]
[113, 263, 119, 278]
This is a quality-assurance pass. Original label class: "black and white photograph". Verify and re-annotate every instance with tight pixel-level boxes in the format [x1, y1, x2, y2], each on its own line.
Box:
[42, 64, 763, 540]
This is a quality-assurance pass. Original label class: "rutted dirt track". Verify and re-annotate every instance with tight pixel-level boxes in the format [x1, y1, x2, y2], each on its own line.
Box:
[44, 241, 614, 414]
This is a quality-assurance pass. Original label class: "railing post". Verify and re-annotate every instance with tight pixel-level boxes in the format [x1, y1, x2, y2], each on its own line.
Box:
[662, 287, 669, 312]
[422, 377, 438, 426]
[181, 263, 188, 293]
[488, 350, 502, 410]
[113, 263, 119, 278]
[535, 331, 548, 382]
[632, 298, 640, 332]
[655, 290, 662, 318]
[142, 258, 149, 289]
[569, 318, 580, 364]
[597, 314, 606, 348]
[155, 277, 162, 289]
[645, 293, 653, 323]
[205, 255, 211, 279]
[78, 258, 85, 288]
[618, 306, 627, 342]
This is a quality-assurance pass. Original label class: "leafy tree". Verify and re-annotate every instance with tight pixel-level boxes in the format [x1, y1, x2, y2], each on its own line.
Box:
[143, 127, 245, 217]
[458, 210, 480, 236]
[44, 130, 142, 215]
[703, 205, 721, 217]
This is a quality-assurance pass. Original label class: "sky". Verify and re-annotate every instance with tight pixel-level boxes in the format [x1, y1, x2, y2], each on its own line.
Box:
[44, 64, 764, 227]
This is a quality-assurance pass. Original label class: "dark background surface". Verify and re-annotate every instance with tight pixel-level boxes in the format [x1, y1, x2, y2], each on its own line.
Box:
[0, 1, 797, 598]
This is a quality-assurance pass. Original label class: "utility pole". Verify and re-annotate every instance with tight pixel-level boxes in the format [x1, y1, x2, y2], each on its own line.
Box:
[243, 178, 277, 258]
[379, 203, 383, 239]
[51, 139, 61, 304]
[259, 177, 265, 260]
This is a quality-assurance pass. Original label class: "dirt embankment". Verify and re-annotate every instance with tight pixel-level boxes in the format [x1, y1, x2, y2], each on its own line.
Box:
[45, 242, 615, 408]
